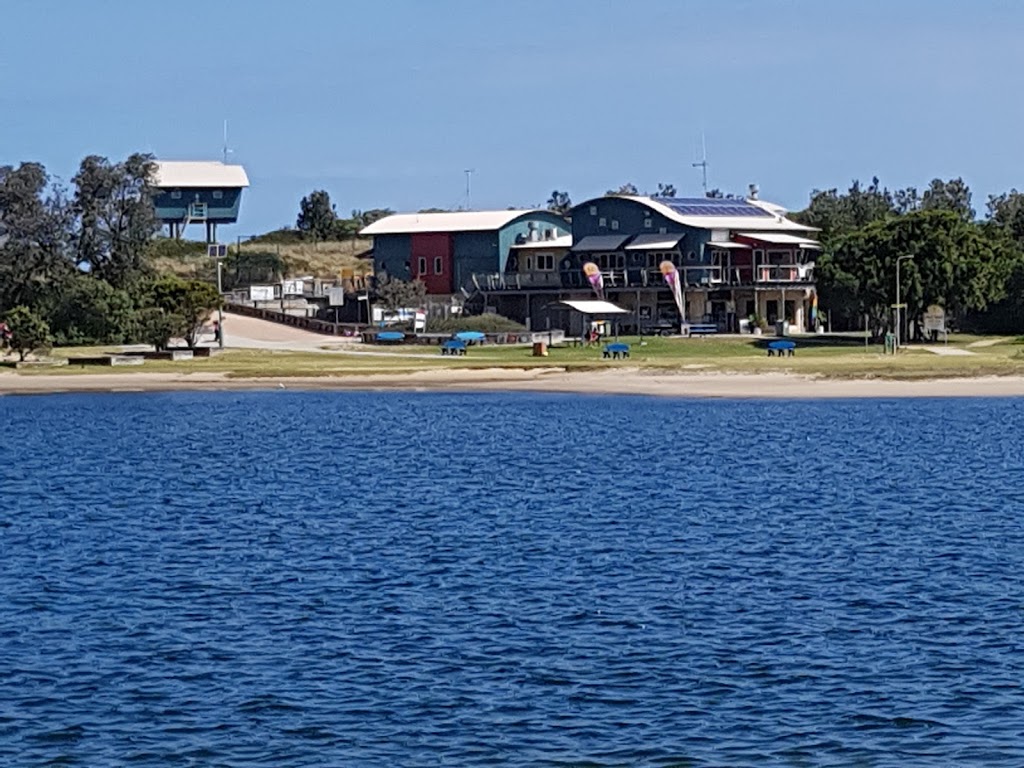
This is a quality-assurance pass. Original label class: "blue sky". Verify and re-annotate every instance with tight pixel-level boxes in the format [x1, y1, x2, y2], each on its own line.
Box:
[2, 0, 1022, 234]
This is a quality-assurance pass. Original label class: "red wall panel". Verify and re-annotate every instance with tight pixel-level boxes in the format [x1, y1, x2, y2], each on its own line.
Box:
[410, 233, 453, 294]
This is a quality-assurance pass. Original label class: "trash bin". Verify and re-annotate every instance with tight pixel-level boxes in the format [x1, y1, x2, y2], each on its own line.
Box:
[775, 320, 789, 336]
[884, 332, 896, 354]
[532, 341, 548, 357]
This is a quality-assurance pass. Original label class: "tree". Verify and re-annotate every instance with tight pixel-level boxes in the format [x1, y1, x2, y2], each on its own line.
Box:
[986, 189, 1024, 243]
[134, 307, 185, 352]
[351, 208, 394, 229]
[50, 274, 135, 345]
[921, 177, 974, 221]
[73, 153, 159, 290]
[375, 276, 426, 312]
[146, 275, 222, 348]
[705, 188, 739, 199]
[0, 162, 74, 313]
[297, 189, 336, 241]
[606, 183, 638, 196]
[824, 210, 1014, 338]
[3, 305, 52, 361]
[656, 182, 677, 197]
[546, 190, 572, 215]
[791, 177, 896, 244]
[224, 249, 285, 289]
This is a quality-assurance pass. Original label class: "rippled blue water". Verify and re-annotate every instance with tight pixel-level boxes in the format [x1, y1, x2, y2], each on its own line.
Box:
[2, 391, 1024, 766]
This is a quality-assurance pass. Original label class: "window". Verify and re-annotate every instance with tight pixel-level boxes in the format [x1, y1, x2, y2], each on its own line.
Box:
[644, 218, 652, 229]
[171, 189, 182, 200]
[687, 251, 697, 261]
[658, 227, 667, 234]
[611, 219, 619, 230]
[599, 217, 607, 228]
[525, 256, 534, 271]
[590, 206, 598, 216]
[212, 190, 224, 200]
[434, 257, 443, 274]
[753, 249, 764, 264]
[537, 253, 554, 271]
[418, 257, 427, 274]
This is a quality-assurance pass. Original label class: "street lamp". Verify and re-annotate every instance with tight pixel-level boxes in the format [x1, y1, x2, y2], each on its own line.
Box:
[895, 254, 915, 351]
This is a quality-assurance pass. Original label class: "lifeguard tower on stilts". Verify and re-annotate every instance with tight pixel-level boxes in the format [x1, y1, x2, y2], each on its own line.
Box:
[151, 161, 249, 243]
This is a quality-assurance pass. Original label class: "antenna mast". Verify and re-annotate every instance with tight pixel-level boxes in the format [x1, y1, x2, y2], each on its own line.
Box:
[464, 168, 475, 209]
[692, 132, 708, 195]
[222, 119, 233, 164]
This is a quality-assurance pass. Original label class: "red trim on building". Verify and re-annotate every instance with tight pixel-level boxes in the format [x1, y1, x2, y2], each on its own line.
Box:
[410, 233, 453, 294]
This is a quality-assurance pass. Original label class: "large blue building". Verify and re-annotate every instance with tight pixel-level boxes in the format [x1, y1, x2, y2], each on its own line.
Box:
[478, 194, 821, 333]
[151, 161, 249, 242]
[361, 209, 570, 296]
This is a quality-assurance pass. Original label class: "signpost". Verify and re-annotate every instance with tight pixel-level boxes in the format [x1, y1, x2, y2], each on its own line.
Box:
[207, 243, 227, 349]
[923, 305, 947, 343]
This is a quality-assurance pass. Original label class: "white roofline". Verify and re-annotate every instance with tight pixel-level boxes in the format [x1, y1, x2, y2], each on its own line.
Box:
[152, 161, 249, 188]
[360, 209, 561, 235]
[616, 195, 817, 232]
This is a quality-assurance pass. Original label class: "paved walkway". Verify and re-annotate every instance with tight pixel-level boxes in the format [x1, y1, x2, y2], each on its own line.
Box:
[211, 313, 443, 359]
[919, 346, 976, 356]
[967, 337, 1011, 348]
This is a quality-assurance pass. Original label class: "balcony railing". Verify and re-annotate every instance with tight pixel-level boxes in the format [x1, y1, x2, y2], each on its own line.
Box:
[758, 264, 815, 282]
[472, 263, 813, 292]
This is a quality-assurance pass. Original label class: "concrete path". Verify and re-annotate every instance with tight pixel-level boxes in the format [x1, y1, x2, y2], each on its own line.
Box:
[967, 337, 1011, 348]
[212, 313, 443, 359]
[919, 346, 976, 356]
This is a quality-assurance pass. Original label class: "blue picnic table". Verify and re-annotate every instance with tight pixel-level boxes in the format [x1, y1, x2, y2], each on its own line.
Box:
[441, 339, 467, 356]
[376, 331, 405, 343]
[767, 340, 796, 357]
[602, 342, 631, 359]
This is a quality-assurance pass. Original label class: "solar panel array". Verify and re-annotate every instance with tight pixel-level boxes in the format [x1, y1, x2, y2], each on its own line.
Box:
[653, 197, 772, 218]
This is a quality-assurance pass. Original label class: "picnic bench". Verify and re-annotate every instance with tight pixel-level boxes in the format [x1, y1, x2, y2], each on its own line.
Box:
[682, 323, 718, 337]
[767, 340, 796, 357]
[441, 339, 467, 356]
[376, 331, 405, 344]
[602, 342, 631, 359]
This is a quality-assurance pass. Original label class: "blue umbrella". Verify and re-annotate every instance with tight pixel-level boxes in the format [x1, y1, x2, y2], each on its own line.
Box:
[455, 331, 486, 342]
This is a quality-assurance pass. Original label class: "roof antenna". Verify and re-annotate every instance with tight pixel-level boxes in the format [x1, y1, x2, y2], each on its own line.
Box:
[464, 168, 475, 210]
[692, 132, 708, 195]
[222, 119, 233, 164]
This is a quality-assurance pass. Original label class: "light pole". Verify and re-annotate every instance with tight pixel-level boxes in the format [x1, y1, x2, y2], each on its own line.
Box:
[216, 259, 225, 349]
[895, 254, 915, 351]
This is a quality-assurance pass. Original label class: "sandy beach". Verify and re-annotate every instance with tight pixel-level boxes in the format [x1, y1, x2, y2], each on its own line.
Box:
[2, 367, 1024, 398]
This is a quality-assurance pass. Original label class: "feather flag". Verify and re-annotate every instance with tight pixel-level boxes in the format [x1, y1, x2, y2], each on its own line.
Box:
[810, 292, 819, 326]
[660, 260, 685, 320]
[582, 262, 604, 300]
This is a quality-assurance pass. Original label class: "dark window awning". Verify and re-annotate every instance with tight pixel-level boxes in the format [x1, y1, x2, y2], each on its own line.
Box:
[570, 234, 630, 252]
[624, 233, 683, 250]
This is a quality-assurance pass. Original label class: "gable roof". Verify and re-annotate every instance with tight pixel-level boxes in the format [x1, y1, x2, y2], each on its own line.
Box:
[360, 209, 558, 236]
[152, 161, 249, 189]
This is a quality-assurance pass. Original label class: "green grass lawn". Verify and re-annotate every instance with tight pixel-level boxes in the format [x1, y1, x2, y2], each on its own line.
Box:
[13, 334, 1024, 381]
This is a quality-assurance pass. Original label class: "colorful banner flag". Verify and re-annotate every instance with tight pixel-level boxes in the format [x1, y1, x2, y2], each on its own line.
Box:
[810, 292, 819, 325]
[582, 262, 604, 300]
[660, 260, 685, 320]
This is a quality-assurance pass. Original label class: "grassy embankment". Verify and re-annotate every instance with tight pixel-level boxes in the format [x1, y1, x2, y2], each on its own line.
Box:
[25, 334, 1024, 380]
[148, 238, 374, 282]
